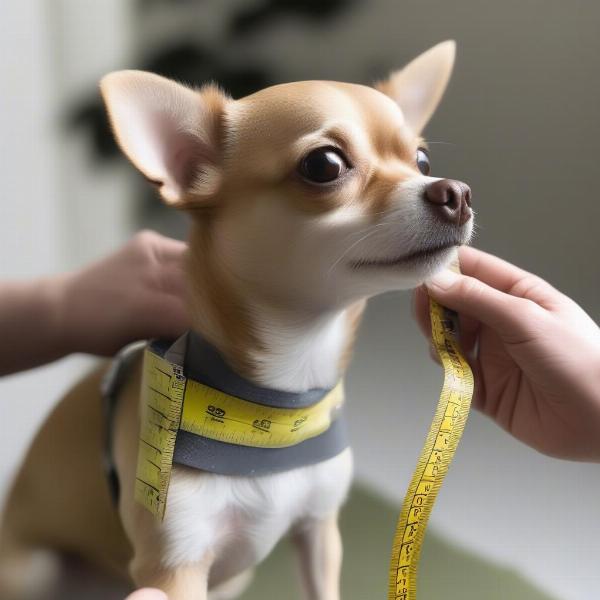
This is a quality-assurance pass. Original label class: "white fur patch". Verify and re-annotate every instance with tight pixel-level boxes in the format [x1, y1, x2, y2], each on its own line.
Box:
[252, 309, 349, 392]
[161, 449, 353, 584]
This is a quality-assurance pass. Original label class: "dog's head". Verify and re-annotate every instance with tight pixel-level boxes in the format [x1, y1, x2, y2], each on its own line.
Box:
[101, 41, 472, 314]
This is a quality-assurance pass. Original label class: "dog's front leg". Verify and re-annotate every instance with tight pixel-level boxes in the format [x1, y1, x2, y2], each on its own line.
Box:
[130, 553, 213, 600]
[292, 514, 342, 600]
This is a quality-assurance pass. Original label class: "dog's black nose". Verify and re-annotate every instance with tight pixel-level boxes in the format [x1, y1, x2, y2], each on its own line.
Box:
[424, 179, 472, 226]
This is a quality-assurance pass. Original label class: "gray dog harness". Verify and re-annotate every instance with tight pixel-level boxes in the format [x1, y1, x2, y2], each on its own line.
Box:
[102, 332, 349, 502]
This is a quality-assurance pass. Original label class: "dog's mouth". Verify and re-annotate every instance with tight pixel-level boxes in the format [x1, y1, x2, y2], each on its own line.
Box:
[350, 242, 458, 269]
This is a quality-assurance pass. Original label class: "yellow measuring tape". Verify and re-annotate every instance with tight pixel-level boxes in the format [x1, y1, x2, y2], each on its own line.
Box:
[134, 349, 185, 518]
[388, 265, 474, 600]
[180, 379, 344, 449]
[134, 260, 474, 599]
[135, 349, 344, 519]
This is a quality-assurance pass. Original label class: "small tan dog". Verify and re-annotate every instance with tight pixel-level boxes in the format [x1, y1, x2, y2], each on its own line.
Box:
[0, 41, 472, 599]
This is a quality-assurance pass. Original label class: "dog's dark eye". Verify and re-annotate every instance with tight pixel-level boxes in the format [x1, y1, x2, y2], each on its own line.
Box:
[299, 147, 348, 184]
[416, 148, 431, 175]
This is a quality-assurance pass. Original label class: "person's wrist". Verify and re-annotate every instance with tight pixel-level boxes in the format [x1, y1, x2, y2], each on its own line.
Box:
[45, 272, 79, 357]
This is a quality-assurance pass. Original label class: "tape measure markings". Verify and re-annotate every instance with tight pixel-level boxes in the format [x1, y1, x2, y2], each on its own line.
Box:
[134, 263, 474, 599]
[135, 350, 186, 519]
[179, 379, 344, 449]
[388, 284, 474, 599]
[135, 351, 345, 518]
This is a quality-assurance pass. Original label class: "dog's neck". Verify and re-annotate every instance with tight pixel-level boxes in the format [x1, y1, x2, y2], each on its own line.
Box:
[185, 223, 365, 393]
[246, 304, 362, 392]
[192, 300, 364, 393]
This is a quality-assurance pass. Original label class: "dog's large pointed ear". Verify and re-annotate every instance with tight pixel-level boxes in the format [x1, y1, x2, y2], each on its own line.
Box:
[100, 70, 228, 207]
[375, 41, 456, 135]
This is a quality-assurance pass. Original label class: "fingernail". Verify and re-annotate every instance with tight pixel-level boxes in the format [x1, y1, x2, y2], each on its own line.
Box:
[426, 268, 460, 291]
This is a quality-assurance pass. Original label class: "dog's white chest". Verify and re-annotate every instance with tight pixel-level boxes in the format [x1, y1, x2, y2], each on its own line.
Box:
[161, 449, 353, 580]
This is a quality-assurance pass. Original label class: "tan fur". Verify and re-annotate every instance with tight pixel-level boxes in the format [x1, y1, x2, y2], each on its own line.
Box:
[0, 365, 132, 583]
[185, 218, 262, 376]
[1, 42, 462, 599]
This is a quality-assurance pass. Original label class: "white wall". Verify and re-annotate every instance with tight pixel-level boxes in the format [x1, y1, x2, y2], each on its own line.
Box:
[1, 1, 62, 279]
[0, 0, 133, 491]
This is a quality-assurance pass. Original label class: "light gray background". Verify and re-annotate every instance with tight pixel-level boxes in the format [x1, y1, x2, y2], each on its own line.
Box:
[1, 1, 599, 598]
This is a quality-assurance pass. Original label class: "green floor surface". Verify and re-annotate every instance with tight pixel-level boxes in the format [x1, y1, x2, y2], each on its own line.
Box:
[241, 486, 558, 600]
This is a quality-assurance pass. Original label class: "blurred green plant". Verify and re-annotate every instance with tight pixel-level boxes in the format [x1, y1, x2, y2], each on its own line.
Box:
[67, 0, 355, 163]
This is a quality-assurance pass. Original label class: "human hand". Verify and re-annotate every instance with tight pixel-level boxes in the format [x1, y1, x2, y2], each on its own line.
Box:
[58, 231, 189, 356]
[413, 246, 600, 461]
[125, 589, 167, 600]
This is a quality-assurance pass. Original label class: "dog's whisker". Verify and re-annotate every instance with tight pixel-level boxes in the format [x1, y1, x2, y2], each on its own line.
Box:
[327, 225, 390, 278]
[326, 216, 415, 279]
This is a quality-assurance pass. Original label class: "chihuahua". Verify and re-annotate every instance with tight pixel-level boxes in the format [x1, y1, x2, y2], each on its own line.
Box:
[0, 41, 472, 600]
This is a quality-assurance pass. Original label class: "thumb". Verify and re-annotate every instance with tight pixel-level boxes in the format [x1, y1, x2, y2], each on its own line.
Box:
[425, 268, 542, 339]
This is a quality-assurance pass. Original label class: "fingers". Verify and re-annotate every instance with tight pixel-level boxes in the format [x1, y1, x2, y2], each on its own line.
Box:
[125, 232, 190, 342]
[158, 260, 187, 299]
[413, 284, 481, 351]
[135, 230, 188, 298]
[154, 236, 187, 297]
[425, 268, 547, 343]
[422, 247, 564, 343]
[456, 247, 534, 293]
[457, 247, 561, 308]
[133, 229, 186, 259]
[148, 296, 190, 340]
[152, 235, 187, 266]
